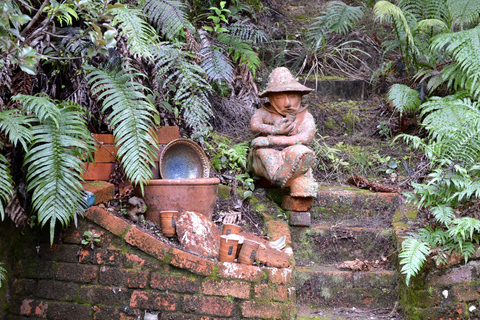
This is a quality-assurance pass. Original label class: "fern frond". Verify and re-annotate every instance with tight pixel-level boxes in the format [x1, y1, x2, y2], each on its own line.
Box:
[0, 109, 33, 149]
[0, 154, 14, 221]
[447, 0, 480, 29]
[23, 100, 95, 244]
[399, 237, 430, 286]
[449, 217, 480, 243]
[308, 0, 363, 43]
[387, 84, 421, 115]
[0, 262, 6, 288]
[12, 94, 60, 126]
[85, 62, 158, 191]
[199, 31, 234, 84]
[142, 0, 192, 40]
[431, 205, 455, 225]
[417, 19, 448, 35]
[229, 19, 267, 44]
[431, 26, 480, 99]
[215, 33, 260, 74]
[154, 43, 213, 133]
[109, 5, 158, 59]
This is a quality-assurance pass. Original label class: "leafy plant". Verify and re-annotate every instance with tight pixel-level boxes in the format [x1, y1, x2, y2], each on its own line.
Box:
[202, 1, 231, 33]
[0, 262, 6, 288]
[81, 230, 101, 249]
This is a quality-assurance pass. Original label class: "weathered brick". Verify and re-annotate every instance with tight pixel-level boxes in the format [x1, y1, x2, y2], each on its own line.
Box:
[52, 244, 82, 263]
[19, 299, 48, 318]
[82, 181, 115, 204]
[92, 144, 117, 163]
[202, 279, 251, 299]
[266, 267, 293, 284]
[99, 267, 148, 288]
[79, 285, 131, 306]
[129, 290, 178, 311]
[60, 228, 83, 244]
[170, 248, 215, 276]
[82, 163, 115, 181]
[95, 250, 124, 266]
[453, 284, 480, 302]
[46, 301, 92, 320]
[56, 263, 98, 283]
[254, 284, 288, 302]
[124, 253, 145, 269]
[160, 314, 211, 320]
[288, 211, 311, 226]
[217, 262, 264, 282]
[124, 227, 169, 260]
[36, 280, 79, 302]
[93, 305, 121, 320]
[265, 220, 291, 246]
[150, 273, 200, 293]
[182, 295, 234, 317]
[14, 260, 57, 279]
[428, 264, 474, 286]
[92, 133, 115, 144]
[12, 279, 37, 296]
[155, 126, 180, 144]
[241, 301, 286, 319]
[85, 206, 131, 236]
[281, 195, 314, 211]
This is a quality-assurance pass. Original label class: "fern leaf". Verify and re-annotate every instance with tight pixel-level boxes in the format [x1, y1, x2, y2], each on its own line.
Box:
[399, 237, 430, 285]
[215, 33, 260, 74]
[0, 154, 14, 220]
[0, 109, 33, 149]
[142, 0, 192, 40]
[449, 217, 480, 242]
[109, 5, 158, 59]
[23, 100, 95, 244]
[12, 94, 60, 126]
[387, 84, 421, 115]
[447, 0, 480, 29]
[85, 62, 158, 191]
[431, 205, 455, 225]
[0, 263, 6, 288]
[229, 19, 267, 44]
[199, 31, 234, 83]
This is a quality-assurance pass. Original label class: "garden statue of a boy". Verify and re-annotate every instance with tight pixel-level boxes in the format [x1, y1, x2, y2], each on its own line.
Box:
[249, 67, 318, 201]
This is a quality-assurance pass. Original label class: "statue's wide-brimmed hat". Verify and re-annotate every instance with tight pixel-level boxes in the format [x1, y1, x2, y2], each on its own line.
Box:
[259, 67, 313, 98]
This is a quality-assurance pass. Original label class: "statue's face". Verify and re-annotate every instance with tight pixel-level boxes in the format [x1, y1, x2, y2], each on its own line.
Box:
[268, 92, 302, 115]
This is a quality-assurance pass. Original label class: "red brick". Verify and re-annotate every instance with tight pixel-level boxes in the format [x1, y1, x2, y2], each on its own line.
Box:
[79, 285, 131, 306]
[453, 284, 480, 302]
[241, 301, 288, 319]
[202, 279, 251, 299]
[170, 248, 215, 276]
[129, 290, 177, 311]
[217, 262, 264, 282]
[93, 144, 117, 162]
[281, 195, 314, 211]
[82, 181, 115, 204]
[254, 284, 288, 302]
[150, 273, 200, 293]
[125, 227, 170, 260]
[61, 228, 83, 244]
[46, 301, 93, 319]
[56, 263, 98, 283]
[182, 295, 234, 317]
[99, 267, 148, 288]
[82, 162, 115, 181]
[124, 253, 145, 269]
[95, 250, 123, 266]
[265, 220, 291, 245]
[36, 280, 79, 301]
[92, 133, 115, 144]
[85, 206, 131, 236]
[266, 267, 293, 284]
[154, 126, 180, 145]
[19, 299, 48, 318]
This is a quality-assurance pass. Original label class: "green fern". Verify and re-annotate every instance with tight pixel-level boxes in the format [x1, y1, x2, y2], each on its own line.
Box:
[449, 217, 480, 244]
[0, 154, 13, 220]
[447, 0, 480, 29]
[216, 33, 260, 74]
[228, 19, 267, 44]
[0, 262, 5, 288]
[109, 5, 158, 60]
[142, 0, 192, 40]
[387, 84, 421, 116]
[14, 96, 96, 244]
[430, 205, 455, 226]
[153, 43, 213, 133]
[85, 62, 159, 192]
[399, 237, 430, 285]
[0, 109, 33, 150]
[199, 31, 234, 84]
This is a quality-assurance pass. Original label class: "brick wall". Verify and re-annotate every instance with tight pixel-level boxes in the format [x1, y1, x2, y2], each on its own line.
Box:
[6, 207, 296, 320]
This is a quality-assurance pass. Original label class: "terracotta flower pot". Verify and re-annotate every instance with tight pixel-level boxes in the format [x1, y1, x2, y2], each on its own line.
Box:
[222, 223, 241, 236]
[219, 235, 243, 263]
[159, 211, 178, 238]
[237, 239, 260, 265]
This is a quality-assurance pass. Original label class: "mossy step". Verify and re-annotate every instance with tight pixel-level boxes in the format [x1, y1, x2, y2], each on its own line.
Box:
[291, 224, 395, 266]
[295, 265, 397, 310]
[297, 304, 395, 320]
[312, 186, 403, 223]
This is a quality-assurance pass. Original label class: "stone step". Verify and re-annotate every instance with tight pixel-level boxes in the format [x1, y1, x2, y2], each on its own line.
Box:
[295, 265, 397, 310]
[312, 186, 403, 225]
[296, 304, 400, 320]
[291, 224, 395, 266]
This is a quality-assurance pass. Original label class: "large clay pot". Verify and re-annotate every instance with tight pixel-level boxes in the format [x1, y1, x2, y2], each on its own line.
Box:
[135, 178, 220, 222]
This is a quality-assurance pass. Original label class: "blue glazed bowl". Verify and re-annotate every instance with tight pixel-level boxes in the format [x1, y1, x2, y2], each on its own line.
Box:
[159, 139, 210, 179]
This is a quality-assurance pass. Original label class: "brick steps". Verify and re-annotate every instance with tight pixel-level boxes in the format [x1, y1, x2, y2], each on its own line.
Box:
[293, 186, 402, 313]
[295, 264, 397, 309]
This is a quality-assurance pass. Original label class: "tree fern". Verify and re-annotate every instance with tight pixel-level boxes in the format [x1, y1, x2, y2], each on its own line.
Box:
[0, 109, 33, 150]
[85, 62, 159, 192]
[387, 84, 421, 115]
[447, 0, 480, 30]
[0, 154, 13, 220]
[142, 0, 192, 40]
[153, 43, 213, 134]
[109, 5, 158, 60]
[228, 19, 267, 45]
[399, 237, 430, 285]
[215, 33, 260, 74]
[15, 97, 96, 244]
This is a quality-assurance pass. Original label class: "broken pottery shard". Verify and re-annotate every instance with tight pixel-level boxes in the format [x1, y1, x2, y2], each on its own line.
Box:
[176, 211, 221, 258]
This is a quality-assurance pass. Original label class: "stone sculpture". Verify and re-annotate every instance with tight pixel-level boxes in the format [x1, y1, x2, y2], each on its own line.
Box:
[249, 67, 318, 213]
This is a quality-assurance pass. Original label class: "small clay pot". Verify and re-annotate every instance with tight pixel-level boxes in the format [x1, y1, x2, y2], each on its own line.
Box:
[222, 223, 241, 236]
[237, 240, 259, 265]
[219, 235, 242, 263]
[159, 211, 178, 238]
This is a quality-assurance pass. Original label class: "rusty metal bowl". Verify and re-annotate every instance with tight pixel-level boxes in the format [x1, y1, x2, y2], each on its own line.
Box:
[159, 139, 210, 179]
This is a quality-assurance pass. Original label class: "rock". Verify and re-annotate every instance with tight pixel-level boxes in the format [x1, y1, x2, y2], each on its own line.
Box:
[176, 211, 221, 258]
